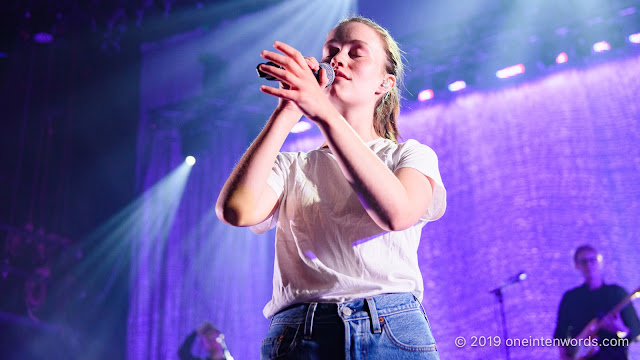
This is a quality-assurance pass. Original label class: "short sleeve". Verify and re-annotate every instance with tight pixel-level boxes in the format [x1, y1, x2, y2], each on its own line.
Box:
[395, 139, 447, 222]
[249, 152, 293, 234]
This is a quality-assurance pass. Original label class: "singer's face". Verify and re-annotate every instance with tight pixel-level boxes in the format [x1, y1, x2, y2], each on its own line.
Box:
[322, 22, 389, 108]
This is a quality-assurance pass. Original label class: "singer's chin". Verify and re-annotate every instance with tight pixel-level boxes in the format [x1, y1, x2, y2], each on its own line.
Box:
[325, 90, 346, 108]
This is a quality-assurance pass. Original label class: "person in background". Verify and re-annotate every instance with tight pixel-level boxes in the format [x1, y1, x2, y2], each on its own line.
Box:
[178, 321, 232, 360]
[554, 245, 640, 360]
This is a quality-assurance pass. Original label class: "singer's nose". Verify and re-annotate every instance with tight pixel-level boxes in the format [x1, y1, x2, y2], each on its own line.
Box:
[330, 57, 343, 70]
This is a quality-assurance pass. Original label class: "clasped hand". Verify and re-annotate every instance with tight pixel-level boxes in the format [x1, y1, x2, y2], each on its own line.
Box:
[258, 41, 336, 124]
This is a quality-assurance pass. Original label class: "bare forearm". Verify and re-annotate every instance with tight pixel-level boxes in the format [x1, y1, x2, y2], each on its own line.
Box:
[216, 108, 298, 226]
[316, 115, 429, 231]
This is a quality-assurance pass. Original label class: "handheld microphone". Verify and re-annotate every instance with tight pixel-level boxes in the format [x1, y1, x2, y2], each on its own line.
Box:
[256, 61, 334, 88]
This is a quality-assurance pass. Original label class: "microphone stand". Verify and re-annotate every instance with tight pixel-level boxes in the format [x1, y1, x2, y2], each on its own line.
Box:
[489, 271, 525, 360]
[490, 286, 511, 360]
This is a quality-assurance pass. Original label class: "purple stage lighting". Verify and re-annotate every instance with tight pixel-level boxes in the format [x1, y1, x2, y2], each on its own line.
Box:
[496, 64, 525, 79]
[33, 32, 54, 44]
[629, 33, 640, 44]
[556, 52, 568, 64]
[418, 89, 434, 101]
[448, 80, 466, 92]
[593, 41, 611, 53]
[619, 7, 636, 16]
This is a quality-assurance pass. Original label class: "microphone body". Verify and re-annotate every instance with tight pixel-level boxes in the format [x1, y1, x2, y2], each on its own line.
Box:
[257, 61, 335, 88]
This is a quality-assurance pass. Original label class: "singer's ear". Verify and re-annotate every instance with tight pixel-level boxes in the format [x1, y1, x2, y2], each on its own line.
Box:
[377, 74, 396, 95]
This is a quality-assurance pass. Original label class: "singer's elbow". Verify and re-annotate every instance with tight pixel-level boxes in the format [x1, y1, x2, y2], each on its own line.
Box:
[386, 217, 415, 232]
[215, 200, 258, 227]
[375, 203, 425, 232]
[215, 193, 246, 226]
[371, 210, 415, 232]
[216, 203, 241, 226]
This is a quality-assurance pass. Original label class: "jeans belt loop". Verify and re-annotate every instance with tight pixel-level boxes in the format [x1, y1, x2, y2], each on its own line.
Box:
[365, 297, 382, 334]
[304, 302, 318, 340]
[414, 294, 427, 316]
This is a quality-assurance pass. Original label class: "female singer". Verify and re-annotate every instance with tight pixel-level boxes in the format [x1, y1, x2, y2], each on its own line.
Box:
[217, 16, 446, 359]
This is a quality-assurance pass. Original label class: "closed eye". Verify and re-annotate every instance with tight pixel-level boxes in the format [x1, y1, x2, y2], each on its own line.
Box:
[322, 45, 339, 61]
[349, 45, 368, 58]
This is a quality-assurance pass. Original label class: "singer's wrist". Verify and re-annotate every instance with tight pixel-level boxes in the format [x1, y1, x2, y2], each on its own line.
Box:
[270, 106, 303, 130]
[274, 104, 301, 117]
[306, 107, 343, 127]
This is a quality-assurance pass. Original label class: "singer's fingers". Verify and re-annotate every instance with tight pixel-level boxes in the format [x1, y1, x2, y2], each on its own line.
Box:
[261, 50, 298, 72]
[317, 67, 329, 88]
[303, 56, 319, 72]
[273, 41, 308, 69]
[262, 48, 317, 74]
[260, 85, 297, 102]
[258, 64, 295, 87]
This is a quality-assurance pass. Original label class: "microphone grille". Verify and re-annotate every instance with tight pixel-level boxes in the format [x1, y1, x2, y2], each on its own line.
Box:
[319, 62, 335, 87]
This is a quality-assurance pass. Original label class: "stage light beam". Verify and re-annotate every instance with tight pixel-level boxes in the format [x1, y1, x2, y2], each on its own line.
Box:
[185, 156, 196, 166]
[629, 33, 640, 44]
[418, 89, 434, 101]
[556, 52, 568, 64]
[593, 41, 611, 53]
[448, 81, 466, 92]
[496, 64, 525, 79]
[619, 7, 636, 16]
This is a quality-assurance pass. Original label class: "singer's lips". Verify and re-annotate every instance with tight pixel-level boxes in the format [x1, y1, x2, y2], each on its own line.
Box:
[334, 70, 349, 80]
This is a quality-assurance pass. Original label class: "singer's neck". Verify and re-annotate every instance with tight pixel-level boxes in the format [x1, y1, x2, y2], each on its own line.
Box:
[332, 103, 379, 143]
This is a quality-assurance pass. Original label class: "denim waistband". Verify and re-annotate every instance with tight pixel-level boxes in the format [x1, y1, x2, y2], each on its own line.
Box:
[270, 293, 424, 339]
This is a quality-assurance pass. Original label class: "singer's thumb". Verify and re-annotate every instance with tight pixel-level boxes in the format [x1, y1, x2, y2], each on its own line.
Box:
[318, 68, 329, 88]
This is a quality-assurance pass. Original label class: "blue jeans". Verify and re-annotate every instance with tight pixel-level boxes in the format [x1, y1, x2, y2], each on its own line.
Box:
[260, 293, 440, 360]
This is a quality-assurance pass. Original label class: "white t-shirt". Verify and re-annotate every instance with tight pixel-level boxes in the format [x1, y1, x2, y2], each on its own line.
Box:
[251, 138, 446, 318]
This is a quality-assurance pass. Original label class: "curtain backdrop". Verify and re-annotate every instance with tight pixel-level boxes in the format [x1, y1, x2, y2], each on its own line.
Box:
[130, 6, 640, 358]
[396, 55, 640, 360]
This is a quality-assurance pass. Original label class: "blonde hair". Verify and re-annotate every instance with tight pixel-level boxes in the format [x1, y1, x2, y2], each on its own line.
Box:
[336, 16, 404, 143]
